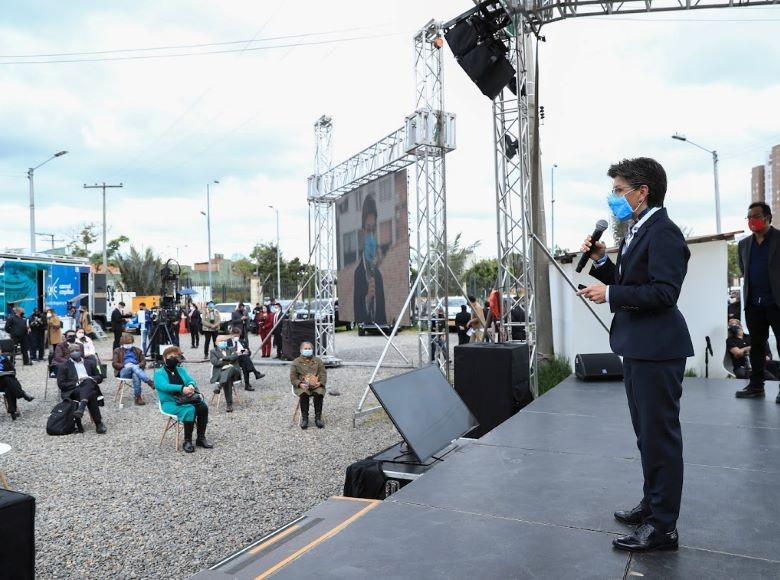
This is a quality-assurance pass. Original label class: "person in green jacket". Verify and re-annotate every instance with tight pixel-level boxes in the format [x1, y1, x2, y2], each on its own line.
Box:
[154, 346, 213, 453]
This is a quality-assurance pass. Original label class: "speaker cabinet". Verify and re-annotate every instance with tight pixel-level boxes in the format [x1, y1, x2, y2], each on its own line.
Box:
[575, 353, 623, 381]
[0, 489, 35, 579]
[454, 342, 533, 438]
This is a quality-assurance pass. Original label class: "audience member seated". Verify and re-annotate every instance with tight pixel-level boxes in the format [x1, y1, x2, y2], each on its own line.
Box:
[57, 343, 107, 434]
[209, 335, 241, 412]
[51, 330, 76, 376]
[228, 327, 264, 391]
[727, 320, 779, 381]
[0, 353, 35, 420]
[290, 341, 327, 430]
[153, 346, 212, 453]
[112, 333, 155, 406]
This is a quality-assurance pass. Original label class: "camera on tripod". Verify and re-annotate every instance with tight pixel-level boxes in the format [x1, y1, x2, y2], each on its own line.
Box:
[144, 259, 184, 364]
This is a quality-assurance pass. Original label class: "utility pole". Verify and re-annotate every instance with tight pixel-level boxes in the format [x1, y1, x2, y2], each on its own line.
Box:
[551, 164, 557, 254]
[83, 182, 123, 272]
[36, 232, 65, 251]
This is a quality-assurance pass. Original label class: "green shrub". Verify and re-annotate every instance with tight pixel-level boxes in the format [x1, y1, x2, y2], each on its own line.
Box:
[684, 368, 698, 378]
[538, 356, 571, 396]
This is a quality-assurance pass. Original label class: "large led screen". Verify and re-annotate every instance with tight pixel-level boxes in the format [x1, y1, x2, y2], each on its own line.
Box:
[336, 170, 410, 327]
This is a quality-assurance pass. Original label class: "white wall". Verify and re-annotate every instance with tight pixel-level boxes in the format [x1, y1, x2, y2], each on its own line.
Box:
[550, 238, 728, 378]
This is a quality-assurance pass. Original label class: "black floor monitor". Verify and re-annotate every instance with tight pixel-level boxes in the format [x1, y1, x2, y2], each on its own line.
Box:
[370, 365, 478, 463]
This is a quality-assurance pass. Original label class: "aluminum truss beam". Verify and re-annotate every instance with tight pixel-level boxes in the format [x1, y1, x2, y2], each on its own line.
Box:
[506, 0, 780, 28]
[309, 115, 341, 366]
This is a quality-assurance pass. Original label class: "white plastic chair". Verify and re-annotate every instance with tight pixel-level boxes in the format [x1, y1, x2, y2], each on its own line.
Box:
[114, 377, 135, 408]
[158, 399, 182, 451]
[209, 380, 242, 410]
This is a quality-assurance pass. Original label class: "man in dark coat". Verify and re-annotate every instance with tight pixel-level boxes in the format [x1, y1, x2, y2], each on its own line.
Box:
[272, 302, 284, 359]
[454, 304, 471, 345]
[579, 157, 692, 553]
[57, 342, 106, 433]
[4, 308, 31, 365]
[353, 194, 387, 328]
[735, 201, 780, 402]
[110, 302, 128, 350]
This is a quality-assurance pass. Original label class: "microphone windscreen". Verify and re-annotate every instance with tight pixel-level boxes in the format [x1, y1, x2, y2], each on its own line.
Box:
[595, 219, 609, 233]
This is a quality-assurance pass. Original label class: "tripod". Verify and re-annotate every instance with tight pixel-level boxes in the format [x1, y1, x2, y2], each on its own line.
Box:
[144, 319, 176, 366]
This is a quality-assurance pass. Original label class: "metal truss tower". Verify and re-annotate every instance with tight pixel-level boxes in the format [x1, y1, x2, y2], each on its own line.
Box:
[489, 0, 777, 398]
[411, 20, 451, 378]
[309, 115, 341, 366]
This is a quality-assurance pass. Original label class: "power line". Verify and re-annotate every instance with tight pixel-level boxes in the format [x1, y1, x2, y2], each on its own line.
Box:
[0, 25, 379, 59]
[0, 31, 407, 65]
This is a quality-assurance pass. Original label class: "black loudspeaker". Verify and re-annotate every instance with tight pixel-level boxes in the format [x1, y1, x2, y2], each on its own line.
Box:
[454, 342, 533, 438]
[575, 353, 624, 381]
[0, 489, 35, 579]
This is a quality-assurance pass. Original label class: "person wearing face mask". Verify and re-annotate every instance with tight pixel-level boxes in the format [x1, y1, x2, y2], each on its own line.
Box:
[153, 346, 212, 453]
[28, 307, 47, 362]
[209, 335, 241, 412]
[231, 302, 249, 341]
[201, 301, 221, 360]
[112, 333, 155, 405]
[734, 201, 780, 402]
[57, 343, 107, 434]
[0, 353, 35, 420]
[578, 157, 692, 553]
[137, 302, 152, 354]
[290, 341, 327, 429]
[726, 319, 778, 381]
[272, 301, 284, 359]
[228, 327, 264, 391]
[188, 303, 202, 349]
[727, 291, 741, 321]
[46, 308, 63, 354]
[353, 194, 387, 329]
[52, 330, 77, 373]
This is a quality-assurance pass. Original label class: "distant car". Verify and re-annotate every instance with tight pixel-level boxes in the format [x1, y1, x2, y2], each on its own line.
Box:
[214, 302, 239, 332]
[446, 296, 469, 329]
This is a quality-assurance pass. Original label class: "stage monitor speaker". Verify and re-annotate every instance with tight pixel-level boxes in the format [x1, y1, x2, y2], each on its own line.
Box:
[0, 489, 35, 579]
[575, 353, 623, 381]
[454, 342, 533, 439]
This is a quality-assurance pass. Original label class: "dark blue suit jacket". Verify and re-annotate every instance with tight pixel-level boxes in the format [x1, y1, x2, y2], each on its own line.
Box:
[589, 208, 694, 361]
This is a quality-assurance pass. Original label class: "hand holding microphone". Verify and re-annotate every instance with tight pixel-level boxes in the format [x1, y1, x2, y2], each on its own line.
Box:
[576, 219, 609, 273]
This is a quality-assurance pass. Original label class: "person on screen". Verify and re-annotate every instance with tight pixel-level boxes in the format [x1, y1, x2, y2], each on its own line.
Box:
[353, 194, 387, 326]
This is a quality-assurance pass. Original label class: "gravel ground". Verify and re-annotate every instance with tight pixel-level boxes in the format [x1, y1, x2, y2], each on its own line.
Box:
[1, 329, 447, 579]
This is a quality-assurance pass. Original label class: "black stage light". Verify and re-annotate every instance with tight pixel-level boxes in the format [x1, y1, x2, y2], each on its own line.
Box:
[444, 2, 515, 100]
[504, 134, 518, 160]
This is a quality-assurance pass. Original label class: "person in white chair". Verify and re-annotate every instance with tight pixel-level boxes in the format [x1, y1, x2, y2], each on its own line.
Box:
[209, 336, 241, 413]
[111, 333, 155, 406]
[289, 341, 327, 430]
[154, 346, 212, 453]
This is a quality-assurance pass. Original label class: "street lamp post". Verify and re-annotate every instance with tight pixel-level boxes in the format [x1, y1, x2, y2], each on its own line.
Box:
[268, 205, 281, 300]
[28, 150, 68, 253]
[203, 180, 219, 301]
[671, 133, 721, 234]
[551, 163, 558, 254]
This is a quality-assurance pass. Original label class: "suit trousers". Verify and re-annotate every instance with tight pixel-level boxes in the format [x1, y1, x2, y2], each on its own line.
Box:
[66, 379, 103, 424]
[623, 357, 685, 533]
[203, 331, 219, 358]
[745, 304, 780, 387]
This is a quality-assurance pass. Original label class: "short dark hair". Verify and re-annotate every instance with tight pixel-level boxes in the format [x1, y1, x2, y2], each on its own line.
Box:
[231, 326, 241, 335]
[748, 201, 772, 223]
[607, 157, 667, 208]
[460, 304, 467, 311]
[139, 302, 146, 307]
[467, 295, 477, 303]
[362, 194, 377, 228]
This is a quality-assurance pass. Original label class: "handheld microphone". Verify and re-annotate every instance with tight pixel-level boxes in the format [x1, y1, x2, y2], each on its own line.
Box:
[575, 219, 609, 273]
[705, 336, 713, 356]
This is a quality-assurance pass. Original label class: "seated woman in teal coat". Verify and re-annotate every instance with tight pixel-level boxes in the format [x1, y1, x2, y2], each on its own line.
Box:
[154, 346, 213, 453]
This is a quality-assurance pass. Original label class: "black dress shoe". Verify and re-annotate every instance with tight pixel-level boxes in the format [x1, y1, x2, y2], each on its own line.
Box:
[315, 416, 324, 429]
[255, 371, 265, 379]
[23, 392, 35, 402]
[736, 385, 765, 398]
[10, 411, 19, 421]
[213, 387, 221, 394]
[612, 523, 678, 552]
[226, 403, 234, 413]
[614, 504, 648, 526]
[95, 422, 107, 434]
[73, 407, 85, 420]
[23, 362, 33, 366]
[245, 385, 255, 391]
[183, 440, 195, 453]
[196, 438, 213, 449]
[300, 416, 309, 430]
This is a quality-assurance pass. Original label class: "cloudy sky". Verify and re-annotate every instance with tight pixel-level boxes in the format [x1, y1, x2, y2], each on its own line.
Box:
[1, 1, 779, 270]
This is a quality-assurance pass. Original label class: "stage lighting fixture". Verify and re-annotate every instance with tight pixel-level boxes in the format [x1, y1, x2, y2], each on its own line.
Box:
[444, 1, 515, 100]
[504, 134, 518, 160]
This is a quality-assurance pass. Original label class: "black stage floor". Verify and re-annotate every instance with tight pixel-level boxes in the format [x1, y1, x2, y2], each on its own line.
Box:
[272, 377, 780, 579]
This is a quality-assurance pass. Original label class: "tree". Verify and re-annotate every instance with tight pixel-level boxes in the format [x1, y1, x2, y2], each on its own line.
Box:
[463, 258, 498, 299]
[115, 246, 163, 295]
[67, 223, 98, 258]
[89, 235, 129, 272]
[250, 243, 282, 278]
[727, 241, 740, 285]
[446, 233, 480, 282]
[231, 258, 256, 284]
